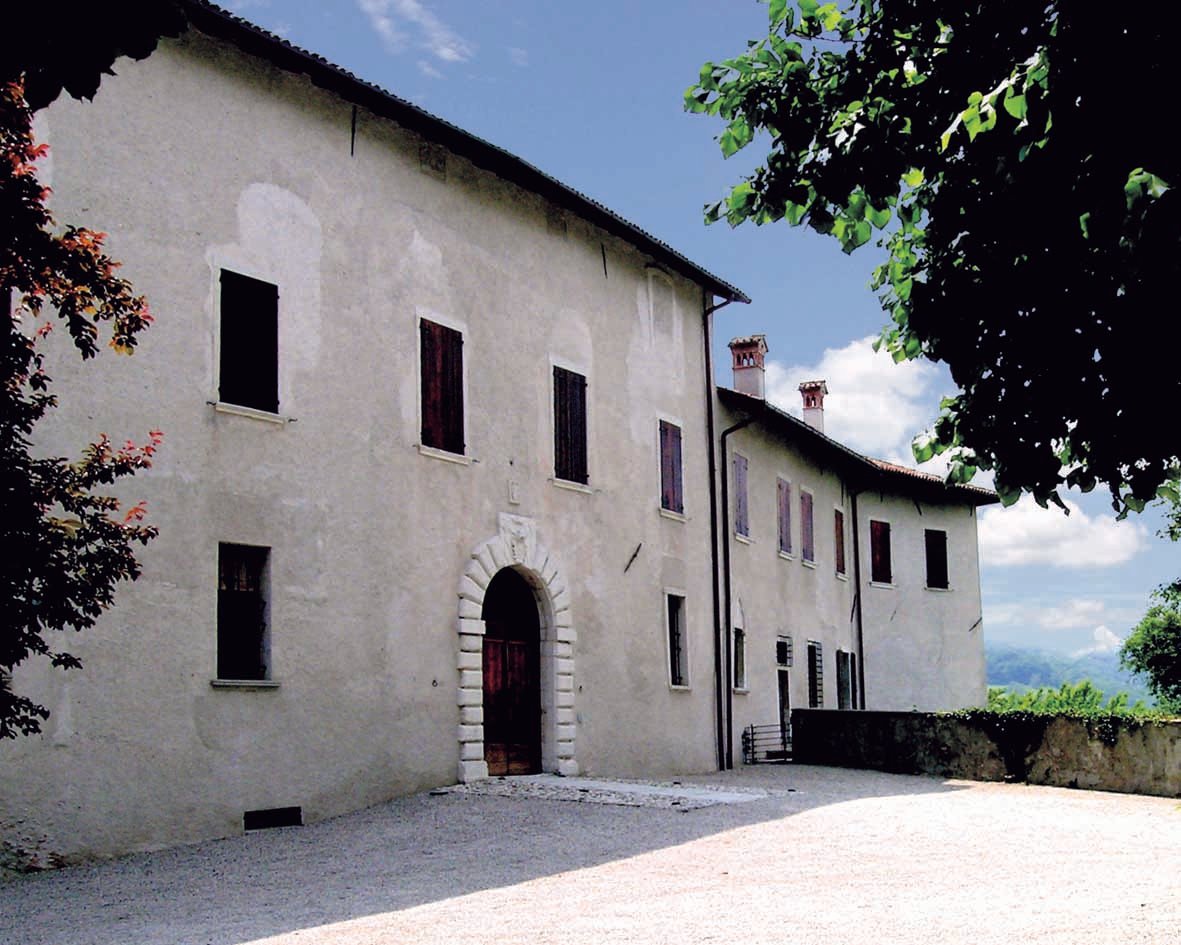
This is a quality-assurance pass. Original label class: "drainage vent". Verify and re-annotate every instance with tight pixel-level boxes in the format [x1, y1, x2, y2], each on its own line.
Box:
[243, 806, 303, 831]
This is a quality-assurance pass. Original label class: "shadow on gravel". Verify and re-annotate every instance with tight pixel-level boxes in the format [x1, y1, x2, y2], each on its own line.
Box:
[0, 765, 967, 945]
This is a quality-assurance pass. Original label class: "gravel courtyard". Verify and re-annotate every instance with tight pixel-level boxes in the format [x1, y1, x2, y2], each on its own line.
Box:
[2, 765, 1178, 945]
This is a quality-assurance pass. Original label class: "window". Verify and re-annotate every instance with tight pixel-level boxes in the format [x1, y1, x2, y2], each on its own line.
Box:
[776, 635, 793, 667]
[733, 628, 746, 689]
[925, 528, 949, 589]
[553, 366, 588, 484]
[834, 508, 846, 576]
[659, 420, 683, 513]
[836, 650, 855, 709]
[777, 478, 792, 554]
[870, 520, 892, 584]
[807, 640, 823, 707]
[801, 490, 815, 562]
[219, 270, 278, 413]
[419, 318, 464, 454]
[734, 453, 749, 537]
[667, 594, 687, 687]
[217, 543, 270, 680]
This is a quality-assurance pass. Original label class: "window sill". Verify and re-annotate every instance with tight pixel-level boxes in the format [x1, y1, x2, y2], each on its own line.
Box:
[417, 444, 471, 465]
[659, 507, 687, 523]
[210, 678, 280, 690]
[925, 585, 952, 592]
[668, 683, 692, 692]
[836, 572, 849, 582]
[734, 533, 752, 545]
[801, 558, 816, 569]
[552, 478, 592, 495]
[732, 686, 749, 695]
[211, 401, 289, 424]
[870, 581, 895, 590]
[777, 550, 795, 561]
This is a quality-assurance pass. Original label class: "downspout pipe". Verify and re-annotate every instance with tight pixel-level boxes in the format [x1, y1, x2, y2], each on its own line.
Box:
[850, 489, 868, 708]
[719, 413, 756, 769]
[703, 292, 736, 770]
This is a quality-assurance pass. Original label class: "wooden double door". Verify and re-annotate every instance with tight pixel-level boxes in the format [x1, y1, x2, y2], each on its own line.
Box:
[482, 569, 542, 776]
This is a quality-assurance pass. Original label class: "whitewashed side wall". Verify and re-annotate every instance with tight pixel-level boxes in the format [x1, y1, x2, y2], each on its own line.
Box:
[858, 494, 987, 711]
[0, 30, 719, 866]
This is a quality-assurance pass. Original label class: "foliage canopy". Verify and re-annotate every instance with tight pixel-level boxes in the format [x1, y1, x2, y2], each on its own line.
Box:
[1120, 585, 1181, 713]
[688, 0, 1181, 514]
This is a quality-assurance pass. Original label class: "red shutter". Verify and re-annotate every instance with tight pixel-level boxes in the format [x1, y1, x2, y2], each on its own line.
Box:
[219, 270, 278, 413]
[801, 491, 814, 561]
[871, 521, 892, 583]
[734, 454, 748, 536]
[420, 319, 464, 453]
[554, 367, 587, 483]
[659, 420, 683, 513]
[834, 508, 846, 574]
[777, 479, 792, 553]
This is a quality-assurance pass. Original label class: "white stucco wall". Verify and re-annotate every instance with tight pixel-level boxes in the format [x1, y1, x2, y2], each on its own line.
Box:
[858, 494, 987, 711]
[0, 31, 721, 866]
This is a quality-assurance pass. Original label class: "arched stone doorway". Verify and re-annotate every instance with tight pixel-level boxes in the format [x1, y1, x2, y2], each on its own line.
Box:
[481, 569, 541, 775]
[456, 514, 579, 782]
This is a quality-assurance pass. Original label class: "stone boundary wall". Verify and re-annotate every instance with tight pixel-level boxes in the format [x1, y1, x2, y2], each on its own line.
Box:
[790, 709, 1181, 797]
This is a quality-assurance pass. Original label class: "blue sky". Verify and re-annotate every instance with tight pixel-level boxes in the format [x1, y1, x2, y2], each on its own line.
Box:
[219, 0, 1175, 659]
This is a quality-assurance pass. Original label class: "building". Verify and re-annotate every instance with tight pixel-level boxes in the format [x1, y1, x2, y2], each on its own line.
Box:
[719, 336, 996, 765]
[0, 2, 993, 868]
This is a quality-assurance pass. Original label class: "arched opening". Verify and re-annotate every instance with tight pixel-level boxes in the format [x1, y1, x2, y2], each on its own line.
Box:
[481, 568, 542, 776]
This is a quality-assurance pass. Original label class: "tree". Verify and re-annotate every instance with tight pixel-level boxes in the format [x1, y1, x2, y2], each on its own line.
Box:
[687, 1, 1181, 515]
[1, 3, 184, 738]
[1121, 585, 1181, 713]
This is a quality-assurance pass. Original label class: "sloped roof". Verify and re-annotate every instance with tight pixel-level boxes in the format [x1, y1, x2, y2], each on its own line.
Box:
[717, 387, 998, 506]
[177, 1, 749, 304]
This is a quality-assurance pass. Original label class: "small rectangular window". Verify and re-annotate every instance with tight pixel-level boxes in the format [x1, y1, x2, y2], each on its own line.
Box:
[870, 520, 892, 584]
[807, 640, 823, 708]
[925, 528, 949, 589]
[217, 543, 270, 680]
[834, 508, 846, 575]
[420, 318, 464, 454]
[777, 478, 792, 554]
[801, 490, 815, 562]
[659, 420, 684, 513]
[733, 628, 746, 689]
[219, 270, 278, 413]
[667, 594, 687, 687]
[733, 453, 749, 537]
[776, 635, 793, 667]
[554, 366, 588, 484]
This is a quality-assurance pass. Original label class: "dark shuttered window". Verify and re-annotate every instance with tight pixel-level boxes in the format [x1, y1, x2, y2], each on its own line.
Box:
[659, 420, 684, 513]
[870, 520, 892, 584]
[834, 508, 846, 575]
[217, 543, 269, 680]
[553, 366, 588, 483]
[777, 478, 792, 554]
[734, 454, 749, 537]
[219, 270, 278, 413]
[836, 650, 852, 709]
[420, 319, 465, 454]
[801, 490, 815, 562]
[776, 635, 793, 667]
[667, 594, 687, 686]
[925, 528, 949, 589]
[807, 640, 823, 707]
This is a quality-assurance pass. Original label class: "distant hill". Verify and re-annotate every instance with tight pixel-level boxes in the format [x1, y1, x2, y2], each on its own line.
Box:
[985, 641, 1157, 706]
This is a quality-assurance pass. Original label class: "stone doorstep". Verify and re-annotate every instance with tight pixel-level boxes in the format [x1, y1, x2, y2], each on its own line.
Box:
[443, 774, 769, 810]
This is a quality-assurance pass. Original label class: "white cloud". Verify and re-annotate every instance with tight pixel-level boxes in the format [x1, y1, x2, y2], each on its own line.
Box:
[979, 496, 1147, 568]
[358, 0, 473, 63]
[763, 335, 942, 461]
[417, 59, 443, 79]
[1037, 598, 1107, 630]
[1073, 625, 1124, 657]
[509, 47, 529, 67]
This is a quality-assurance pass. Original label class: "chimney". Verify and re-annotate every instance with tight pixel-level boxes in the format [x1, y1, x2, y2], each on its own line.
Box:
[799, 380, 828, 432]
[729, 335, 769, 399]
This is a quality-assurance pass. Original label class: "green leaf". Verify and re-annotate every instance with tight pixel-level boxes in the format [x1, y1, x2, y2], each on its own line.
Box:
[1079, 211, 1091, 239]
[1002, 90, 1026, 121]
[866, 203, 891, 229]
[768, 0, 788, 27]
[902, 167, 924, 187]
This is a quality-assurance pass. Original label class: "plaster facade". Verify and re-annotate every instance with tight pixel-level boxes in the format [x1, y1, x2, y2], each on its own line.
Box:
[1, 26, 723, 866]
